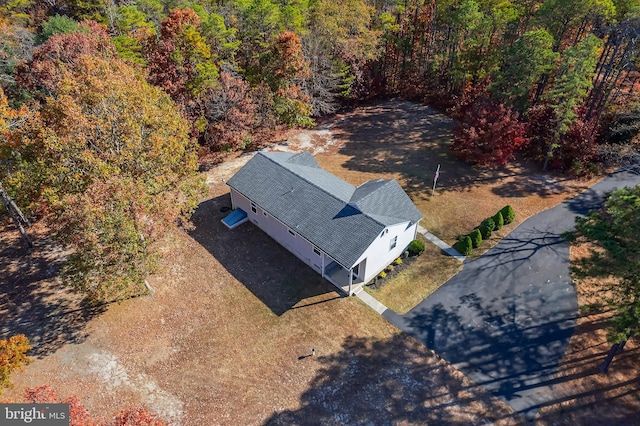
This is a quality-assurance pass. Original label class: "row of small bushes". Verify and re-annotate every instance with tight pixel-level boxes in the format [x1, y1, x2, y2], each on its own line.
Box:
[453, 205, 515, 256]
[377, 239, 425, 279]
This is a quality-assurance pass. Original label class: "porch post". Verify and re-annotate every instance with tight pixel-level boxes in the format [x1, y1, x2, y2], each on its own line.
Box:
[321, 253, 325, 278]
[348, 267, 353, 296]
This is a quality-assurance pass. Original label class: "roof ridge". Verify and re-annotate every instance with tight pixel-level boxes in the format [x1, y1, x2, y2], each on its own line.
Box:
[352, 180, 409, 225]
[258, 152, 403, 228]
[352, 179, 393, 203]
[258, 151, 357, 209]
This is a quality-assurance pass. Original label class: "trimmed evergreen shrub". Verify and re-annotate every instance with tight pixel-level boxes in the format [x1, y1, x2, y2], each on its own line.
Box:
[493, 211, 504, 230]
[479, 217, 495, 239]
[469, 229, 483, 248]
[408, 239, 425, 255]
[453, 235, 473, 256]
[500, 205, 515, 224]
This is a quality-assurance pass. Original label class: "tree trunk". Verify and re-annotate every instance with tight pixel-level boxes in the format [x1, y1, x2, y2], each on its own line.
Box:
[0, 183, 33, 248]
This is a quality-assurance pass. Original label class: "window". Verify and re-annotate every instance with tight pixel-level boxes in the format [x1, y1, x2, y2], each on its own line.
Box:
[390, 236, 397, 250]
[263, 211, 267, 216]
[288, 229, 296, 237]
[380, 229, 388, 238]
[250, 202, 257, 214]
[313, 247, 321, 256]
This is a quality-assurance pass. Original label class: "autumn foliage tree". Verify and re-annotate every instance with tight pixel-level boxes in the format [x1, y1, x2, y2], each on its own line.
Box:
[21, 385, 167, 425]
[266, 31, 313, 127]
[16, 20, 115, 98]
[7, 55, 205, 302]
[145, 8, 218, 128]
[0, 335, 31, 395]
[203, 71, 256, 151]
[450, 97, 529, 167]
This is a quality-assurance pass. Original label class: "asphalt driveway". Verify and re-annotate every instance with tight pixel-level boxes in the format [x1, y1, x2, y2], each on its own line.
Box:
[384, 166, 640, 419]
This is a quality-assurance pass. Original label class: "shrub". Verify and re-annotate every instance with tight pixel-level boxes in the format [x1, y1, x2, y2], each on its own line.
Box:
[394, 258, 403, 265]
[453, 235, 473, 256]
[469, 229, 483, 248]
[493, 211, 504, 230]
[386, 264, 395, 272]
[378, 271, 387, 279]
[403, 250, 410, 259]
[500, 205, 515, 224]
[450, 95, 530, 167]
[1, 335, 31, 394]
[479, 217, 495, 239]
[408, 239, 425, 255]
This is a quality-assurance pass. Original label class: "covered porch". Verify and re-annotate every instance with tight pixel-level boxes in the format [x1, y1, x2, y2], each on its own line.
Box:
[323, 261, 364, 296]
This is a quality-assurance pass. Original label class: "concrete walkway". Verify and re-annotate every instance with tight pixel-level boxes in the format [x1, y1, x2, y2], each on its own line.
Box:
[354, 286, 388, 314]
[384, 166, 640, 419]
[417, 225, 465, 262]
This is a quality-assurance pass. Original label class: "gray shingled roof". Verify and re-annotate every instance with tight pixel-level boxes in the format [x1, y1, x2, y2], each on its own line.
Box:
[226, 151, 423, 268]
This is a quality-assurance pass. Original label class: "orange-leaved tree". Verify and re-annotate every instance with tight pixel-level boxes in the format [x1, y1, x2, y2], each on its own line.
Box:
[0, 335, 31, 395]
[7, 53, 205, 302]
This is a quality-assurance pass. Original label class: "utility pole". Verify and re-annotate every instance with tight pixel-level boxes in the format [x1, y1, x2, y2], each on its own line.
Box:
[0, 182, 32, 248]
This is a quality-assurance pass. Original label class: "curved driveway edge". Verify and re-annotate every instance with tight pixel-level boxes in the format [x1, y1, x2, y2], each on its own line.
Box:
[384, 166, 640, 420]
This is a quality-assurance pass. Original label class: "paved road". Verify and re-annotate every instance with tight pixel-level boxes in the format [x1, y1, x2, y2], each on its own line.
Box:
[384, 166, 640, 420]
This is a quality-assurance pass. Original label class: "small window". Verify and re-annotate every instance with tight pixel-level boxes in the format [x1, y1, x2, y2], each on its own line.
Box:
[250, 202, 257, 214]
[288, 229, 296, 237]
[380, 229, 388, 238]
[313, 247, 321, 256]
[390, 236, 397, 250]
[263, 211, 267, 216]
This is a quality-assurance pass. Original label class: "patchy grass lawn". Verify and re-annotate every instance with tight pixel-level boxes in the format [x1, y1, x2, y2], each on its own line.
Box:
[314, 99, 599, 311]
[1, 99, 626, 425]
[364, 240, 462, 314]
[1, 187, 521, 424]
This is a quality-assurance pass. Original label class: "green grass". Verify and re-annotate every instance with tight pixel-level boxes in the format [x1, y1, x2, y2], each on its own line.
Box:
[365, 242, 463, 314]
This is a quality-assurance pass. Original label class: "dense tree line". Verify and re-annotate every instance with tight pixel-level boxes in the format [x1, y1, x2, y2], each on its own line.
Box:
[1, 0, 639, 299]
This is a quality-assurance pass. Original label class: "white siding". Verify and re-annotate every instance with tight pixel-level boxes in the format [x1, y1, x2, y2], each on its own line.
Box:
[353, 221, 419, 284]
[230, 188, 419, 285]
[230, 189, 323, 272]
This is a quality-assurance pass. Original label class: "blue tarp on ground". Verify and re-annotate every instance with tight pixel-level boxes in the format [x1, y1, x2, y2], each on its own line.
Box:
[221, 208, 248, 230]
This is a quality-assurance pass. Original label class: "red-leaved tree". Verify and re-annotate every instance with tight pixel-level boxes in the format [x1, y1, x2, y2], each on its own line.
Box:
[203, 71, 256, 151]
[450, 98, 530, 167]
[112, 406, 167, 426]
[525, 104, 600, 175]
[16, 21, 115, 98]
[21, 385, 167, 426]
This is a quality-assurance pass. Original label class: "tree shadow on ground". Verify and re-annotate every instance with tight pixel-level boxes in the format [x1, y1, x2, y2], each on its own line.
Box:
[265, 333, 521, 425]
[0, 223, 105, 358]
[563, 187, 605, 216]
[393, 293, 640, 422]
[491, 173, 591, 199]
[188, 194, 337, 316]
[332, 100, 559, 200]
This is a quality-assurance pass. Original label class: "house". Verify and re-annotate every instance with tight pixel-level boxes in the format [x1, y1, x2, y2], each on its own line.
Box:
[224, 151, 423, 295]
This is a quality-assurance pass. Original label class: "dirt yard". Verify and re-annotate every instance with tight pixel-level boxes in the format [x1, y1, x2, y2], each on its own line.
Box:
[1, 99, 638, 424]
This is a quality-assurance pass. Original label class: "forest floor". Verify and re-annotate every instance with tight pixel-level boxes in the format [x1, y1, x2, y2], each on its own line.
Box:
[1, 99, 638, 425]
